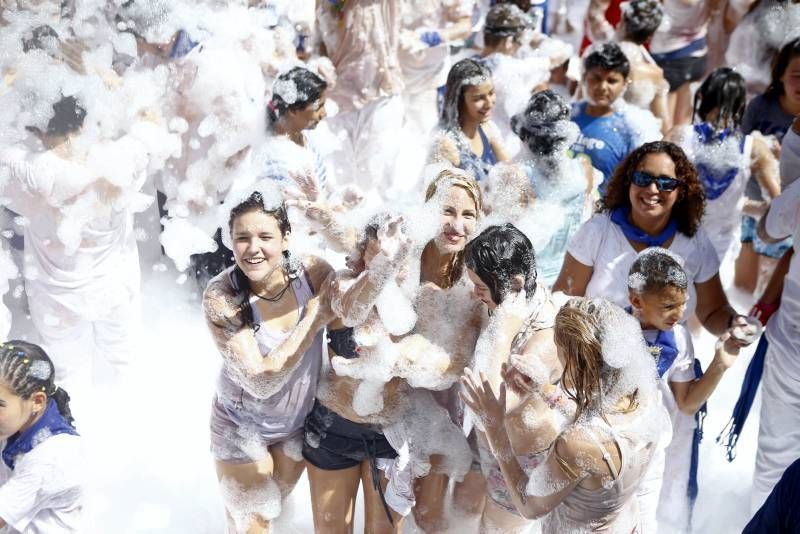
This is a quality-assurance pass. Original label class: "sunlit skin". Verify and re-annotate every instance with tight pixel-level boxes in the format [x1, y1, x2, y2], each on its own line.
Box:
[460, 82, 496, 128]
[434, 186, 479, 254]
[628, 152, 682, 238]
[0, 382, 46, 441]
[583, 67, 628, 117]
[629, 286, 689, 331]
[779, 56, 800, 116]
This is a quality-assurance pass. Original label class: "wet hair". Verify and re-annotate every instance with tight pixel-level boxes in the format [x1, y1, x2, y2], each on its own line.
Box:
[621, 0, 663, 45]
[583, 42, 630, 78]
[766, 37, 800, 98]
[600, 141, 705, 237]
[227, 191, 293, 329]
[465, 224, 537, 306]
[267, 67, 328, 127]
[22, 25, 60, 53]
[484, 4, 531, 48]
[497, 0, 532, 11]
[440, 58, 493, 130]
[627, 248, 689, 295]
[0, 341, 75, 428]
[554, 298, 638, 420]
[511, 89, 572, 156]
[45, 96, 86, 138]
[424, 169, 483, 288]
[693, 68, 746, 130]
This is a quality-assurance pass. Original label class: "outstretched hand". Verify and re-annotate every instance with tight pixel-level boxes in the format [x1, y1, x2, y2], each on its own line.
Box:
[378, 215, 411, 260]
[460, 367, 507, 437]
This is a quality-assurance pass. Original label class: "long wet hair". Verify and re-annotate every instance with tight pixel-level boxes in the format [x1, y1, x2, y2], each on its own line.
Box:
[621, 0, 663, 45]
[554, 298, 638, 420]
[693, 68, 746, 130]
[765, 37, 800, 98]
[599, 141, 705, 237]
[465, 224, 537, 306]
[511, 89, 573, 157]
[424, 169, 483, 288]
[227, 191, 293, 329]
[440, 58, 493, 131]
[267, 67, 327, 128]
[0, 341, 75, 428]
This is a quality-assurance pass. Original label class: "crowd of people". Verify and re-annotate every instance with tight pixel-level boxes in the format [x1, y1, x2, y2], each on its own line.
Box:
[0, 0, 799, 533]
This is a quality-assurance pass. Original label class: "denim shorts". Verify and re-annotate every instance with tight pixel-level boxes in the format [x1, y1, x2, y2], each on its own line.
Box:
[740, 215, 792, 259]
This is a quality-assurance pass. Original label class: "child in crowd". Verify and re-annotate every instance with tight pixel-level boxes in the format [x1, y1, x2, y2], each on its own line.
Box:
[0, 341, 83, 533]
[627, 248, 740, 531]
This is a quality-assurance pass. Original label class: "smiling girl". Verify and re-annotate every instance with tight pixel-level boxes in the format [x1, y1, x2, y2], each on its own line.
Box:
[203, 192, 333, 533]
[432, 58, 510, 181]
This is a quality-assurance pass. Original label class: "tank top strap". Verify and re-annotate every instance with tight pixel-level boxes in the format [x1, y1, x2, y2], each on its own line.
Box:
[478, 126, 498, 165]
[583, 424, 622, 480]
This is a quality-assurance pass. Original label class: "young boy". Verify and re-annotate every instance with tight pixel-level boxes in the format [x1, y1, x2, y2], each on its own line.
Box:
[572, 42, 656, 194]
[627, 247, 740, 532]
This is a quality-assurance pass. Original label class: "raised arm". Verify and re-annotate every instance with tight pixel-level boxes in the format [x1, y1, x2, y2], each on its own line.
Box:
[670, 334, 740, 415]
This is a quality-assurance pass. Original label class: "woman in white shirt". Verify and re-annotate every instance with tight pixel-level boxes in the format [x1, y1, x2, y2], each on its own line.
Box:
[553, 140, 751, 339]
[0, 340, 83, 533]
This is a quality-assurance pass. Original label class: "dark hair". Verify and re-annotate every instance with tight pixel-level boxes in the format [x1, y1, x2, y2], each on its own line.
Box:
[627, 248, 689, 294]
[583, 42, 630, 78]
[46, 96, 86, 137]
[693, 68, 746, 130]
[465, 224, 537, 306]
[766, 37, 800, 98]
[0, 341, 75, 428]
[440, 58, 493, 130]
[227, 191, 293, 329]
[484, 4, 531, 47]
[621, 0, 663, 45]
[22, 25, 60, 53]
[599, 141, 706, 237]
[511, 89, 572, 156]
[267, 67, 328, 126]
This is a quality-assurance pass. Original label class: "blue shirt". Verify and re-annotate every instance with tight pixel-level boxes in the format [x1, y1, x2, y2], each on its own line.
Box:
[742, 93, 793, 200]
[571, 102, 638, 194]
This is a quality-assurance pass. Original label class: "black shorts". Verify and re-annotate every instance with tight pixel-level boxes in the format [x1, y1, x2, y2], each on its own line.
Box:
[655, 53, 707, 91]
[302, 400, 397, 470]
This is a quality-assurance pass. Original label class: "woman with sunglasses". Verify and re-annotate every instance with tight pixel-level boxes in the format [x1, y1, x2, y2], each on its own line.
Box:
[553, 141, 753, 342]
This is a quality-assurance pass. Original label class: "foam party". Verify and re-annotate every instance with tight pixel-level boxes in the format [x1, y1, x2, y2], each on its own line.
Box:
[1, 0, 800, 533]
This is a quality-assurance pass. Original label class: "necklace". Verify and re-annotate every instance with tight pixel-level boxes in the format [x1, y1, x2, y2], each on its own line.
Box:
[254, 279, 293, 302]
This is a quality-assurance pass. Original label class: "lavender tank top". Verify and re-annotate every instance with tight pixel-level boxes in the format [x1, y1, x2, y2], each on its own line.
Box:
[215, 272, 324, 441]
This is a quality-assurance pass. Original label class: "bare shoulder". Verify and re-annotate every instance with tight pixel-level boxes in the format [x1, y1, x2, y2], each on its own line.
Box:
[302, 255, 334, 292]
[202, 269, 239, 322]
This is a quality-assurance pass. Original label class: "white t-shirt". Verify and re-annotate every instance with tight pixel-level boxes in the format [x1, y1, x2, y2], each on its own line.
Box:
[567, 212, 720, 321]
[764, 178, 800, 374]
[0, 434, 84, 533]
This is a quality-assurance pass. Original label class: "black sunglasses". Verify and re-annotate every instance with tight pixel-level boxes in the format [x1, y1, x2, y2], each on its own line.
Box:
[630, 170, 683, 192]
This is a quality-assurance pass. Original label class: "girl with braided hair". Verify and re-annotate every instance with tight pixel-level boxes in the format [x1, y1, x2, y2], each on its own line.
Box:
[0, 340, 83, 533]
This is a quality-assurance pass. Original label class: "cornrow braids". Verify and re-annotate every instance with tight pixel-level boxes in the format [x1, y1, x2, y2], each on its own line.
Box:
[0, 341, 75, 428]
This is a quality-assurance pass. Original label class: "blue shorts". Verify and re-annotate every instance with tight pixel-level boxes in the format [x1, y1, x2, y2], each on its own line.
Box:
[740, 216, 792, 259]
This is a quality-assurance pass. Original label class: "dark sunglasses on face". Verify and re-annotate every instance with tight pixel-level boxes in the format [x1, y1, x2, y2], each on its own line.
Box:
[630, 170, 683, 192]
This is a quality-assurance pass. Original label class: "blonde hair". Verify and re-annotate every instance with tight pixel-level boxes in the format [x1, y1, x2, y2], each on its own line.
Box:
[424, 168, 483, 288]
[554, 298, 638, 420]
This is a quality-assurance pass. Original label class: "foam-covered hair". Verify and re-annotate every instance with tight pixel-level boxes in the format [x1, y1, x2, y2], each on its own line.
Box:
[511, 89, 578, 156]
[268, 67, 328, 126]
[627, 247, 688, 294]
[484, 3, 532, 38]
[622, 0, 663, 45]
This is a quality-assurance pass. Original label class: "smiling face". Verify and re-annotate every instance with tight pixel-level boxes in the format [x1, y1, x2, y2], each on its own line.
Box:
[435, 185, 478, 253]
[584, 67, 627, 108]
[460, 81, 496, 125]
[231, 210, 289, 283]
[630, 285, 688, 331]
[628, 152, 681, 225]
